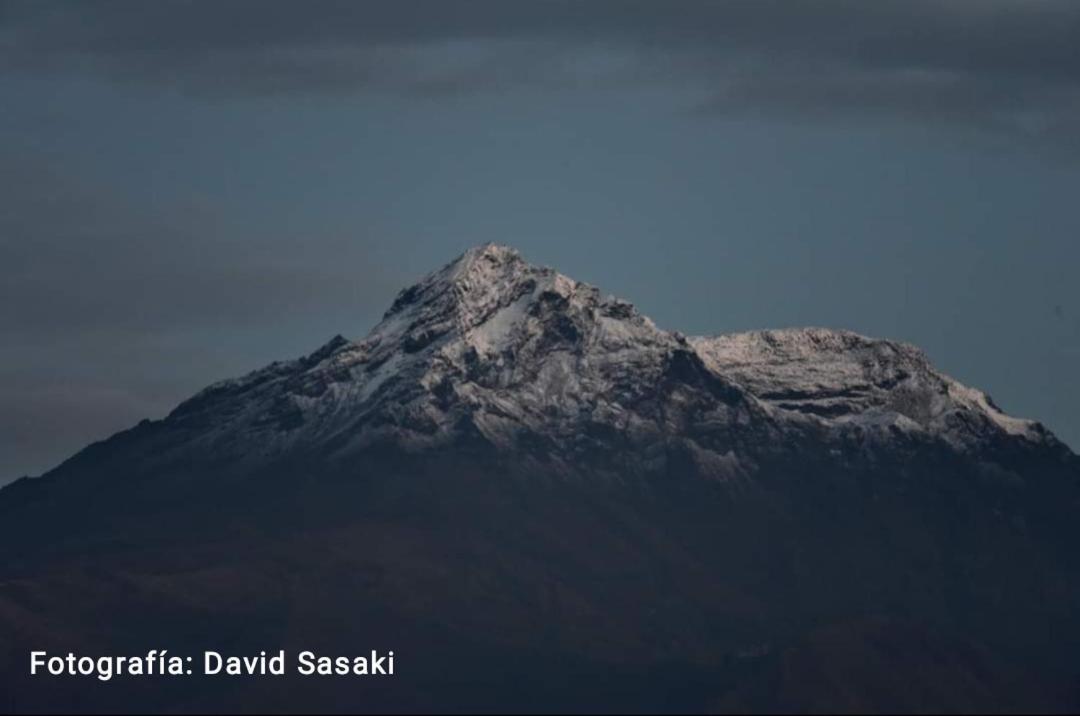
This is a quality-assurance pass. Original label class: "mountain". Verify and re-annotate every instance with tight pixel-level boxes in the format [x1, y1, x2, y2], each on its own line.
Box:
[2, 244, 1078, 713]
[35, 243, 1064, 480]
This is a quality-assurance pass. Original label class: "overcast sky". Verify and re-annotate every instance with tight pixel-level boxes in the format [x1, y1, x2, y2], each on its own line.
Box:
[2, 0, 1079, 481]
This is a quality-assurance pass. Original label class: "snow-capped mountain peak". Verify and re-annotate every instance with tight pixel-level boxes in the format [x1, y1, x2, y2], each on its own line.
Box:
[157, 246, 1063, 478]
[373, 243, 583, 356]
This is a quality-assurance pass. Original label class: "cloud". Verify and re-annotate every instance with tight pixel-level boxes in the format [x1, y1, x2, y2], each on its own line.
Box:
[2, 1, 1080, 142]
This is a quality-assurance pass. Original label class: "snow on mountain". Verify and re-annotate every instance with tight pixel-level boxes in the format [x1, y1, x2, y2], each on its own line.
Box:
[165, 244, 763, 476]
[690, 328, 1052, 451]
[160, 244, 1060, 477]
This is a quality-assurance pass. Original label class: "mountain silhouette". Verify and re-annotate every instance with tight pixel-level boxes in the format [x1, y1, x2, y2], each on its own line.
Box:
[2, 245, 1078, 713]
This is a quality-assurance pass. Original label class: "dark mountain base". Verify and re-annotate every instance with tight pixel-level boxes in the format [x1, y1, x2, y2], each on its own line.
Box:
[2, 447, 1079, 713]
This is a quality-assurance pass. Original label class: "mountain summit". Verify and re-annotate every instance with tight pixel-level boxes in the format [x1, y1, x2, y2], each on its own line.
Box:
[81, 243, 1064, 483]
[2, 245, 1079, 713]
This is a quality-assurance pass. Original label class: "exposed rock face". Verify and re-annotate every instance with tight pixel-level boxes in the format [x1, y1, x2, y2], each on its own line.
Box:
[146, 244, 1064, 480]
[691, 328, 1054, 451]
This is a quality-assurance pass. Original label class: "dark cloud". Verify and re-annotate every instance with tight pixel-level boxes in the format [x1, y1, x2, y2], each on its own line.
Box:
[2, 1, 1080, 140]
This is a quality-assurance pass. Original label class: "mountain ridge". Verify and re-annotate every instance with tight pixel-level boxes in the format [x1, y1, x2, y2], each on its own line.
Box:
[11, 243, 1068, 491]
[2, 244, 1080, 713]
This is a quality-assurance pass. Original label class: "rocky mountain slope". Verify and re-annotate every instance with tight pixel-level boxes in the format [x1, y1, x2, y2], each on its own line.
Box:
[692, 327, 1051, 449]
[46, 243, 1065, 482]
[138, 243, 770, 478]
[1, 244, 1077, 714]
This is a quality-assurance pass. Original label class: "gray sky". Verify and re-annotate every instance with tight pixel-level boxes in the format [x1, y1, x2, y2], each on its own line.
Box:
[2, 0, 1079, 481]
